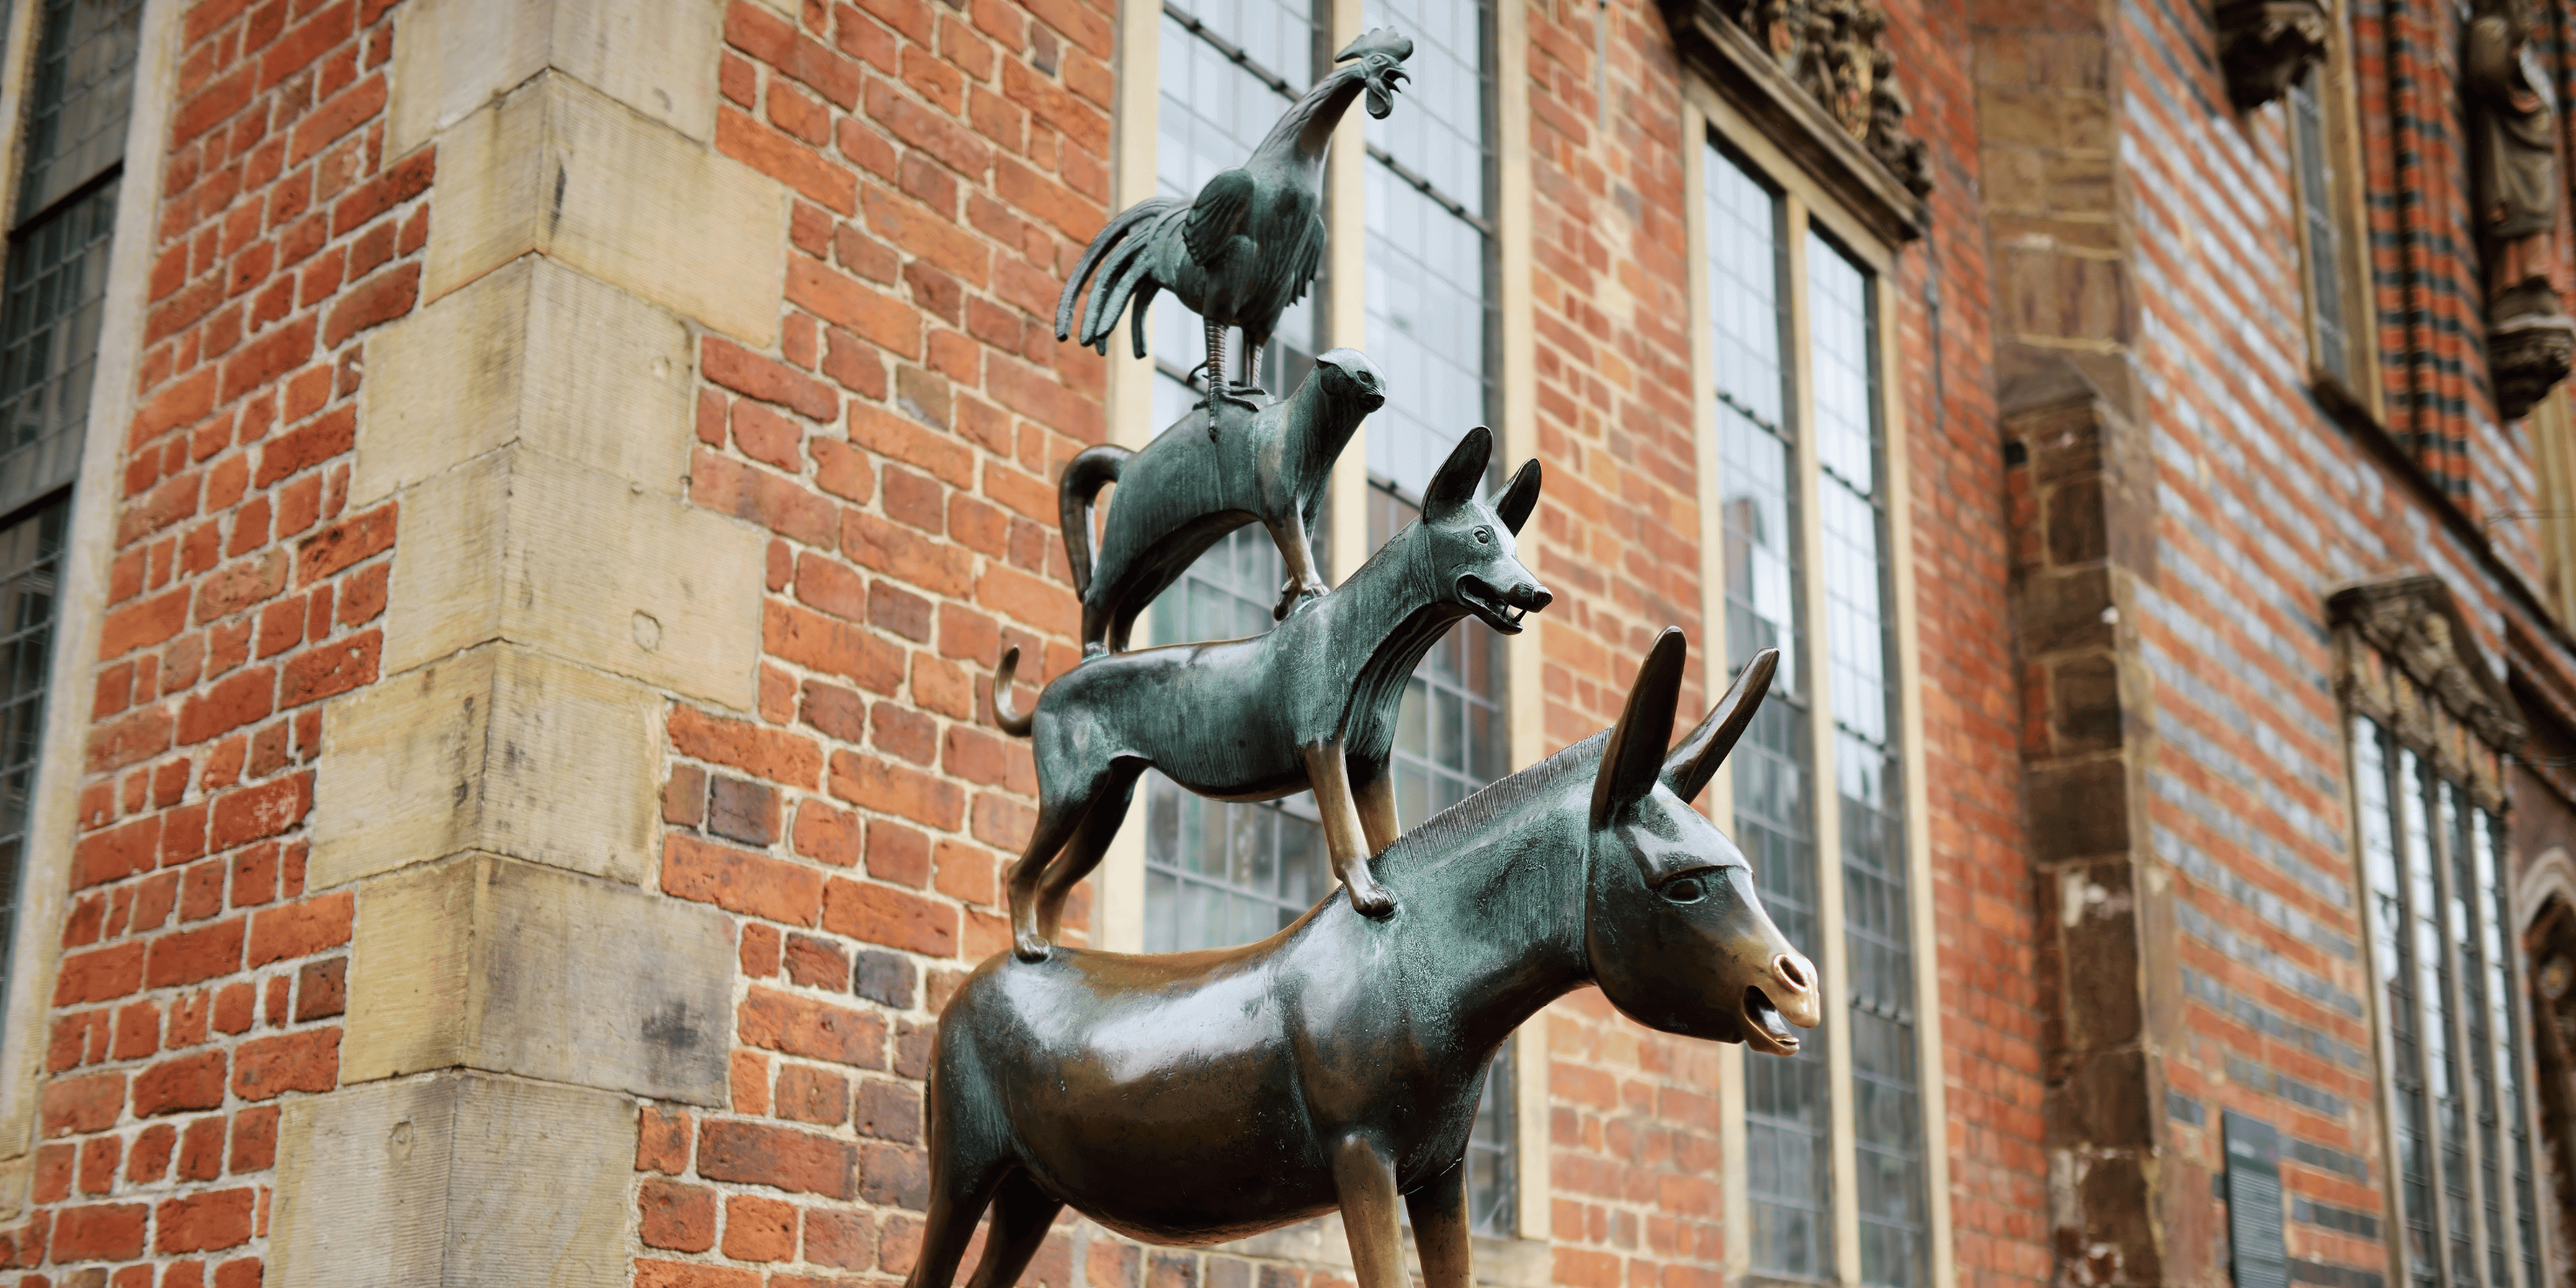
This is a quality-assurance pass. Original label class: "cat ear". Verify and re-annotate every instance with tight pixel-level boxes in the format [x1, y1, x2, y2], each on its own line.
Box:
[1422, 427, 1492, 521]
[1496, 459, 1541, 534]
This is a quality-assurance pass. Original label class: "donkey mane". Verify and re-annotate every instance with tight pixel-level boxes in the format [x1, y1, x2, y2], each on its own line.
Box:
[1368, 731, 1609, 885]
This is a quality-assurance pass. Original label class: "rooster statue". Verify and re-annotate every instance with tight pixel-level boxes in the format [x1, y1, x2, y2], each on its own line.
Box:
[1054, 28, 1413, 411]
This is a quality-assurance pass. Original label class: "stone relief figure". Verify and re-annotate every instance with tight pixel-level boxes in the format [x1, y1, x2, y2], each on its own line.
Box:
[2212, 0, 2330, 109]
[1718, 0, 1929, 195]
[2467, 0, 2576, 419]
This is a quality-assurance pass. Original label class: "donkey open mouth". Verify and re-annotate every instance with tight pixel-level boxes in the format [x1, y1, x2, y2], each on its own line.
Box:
[1742, 986, 1801, 1055]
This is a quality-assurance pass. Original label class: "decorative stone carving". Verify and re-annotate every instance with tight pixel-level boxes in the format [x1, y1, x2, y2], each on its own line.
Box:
[2467, 0, 2575, 419]
[2330, 576, 2526, 810]
[1711, 0, 1930, 196]
[2214, 0, 2330, 109]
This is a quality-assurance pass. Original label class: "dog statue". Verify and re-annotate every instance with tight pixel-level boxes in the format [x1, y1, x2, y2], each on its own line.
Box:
[996, 427, 1546, 958]
[1058, 349, 1383, 656]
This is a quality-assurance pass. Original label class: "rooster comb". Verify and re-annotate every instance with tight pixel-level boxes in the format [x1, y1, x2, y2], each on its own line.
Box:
[1335, 27, 1414, 63]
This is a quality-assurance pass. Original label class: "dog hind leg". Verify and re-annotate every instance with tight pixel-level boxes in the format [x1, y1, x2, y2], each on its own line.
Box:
[1007, 769, 1108, 960]
[1034, 761, 1144, 943]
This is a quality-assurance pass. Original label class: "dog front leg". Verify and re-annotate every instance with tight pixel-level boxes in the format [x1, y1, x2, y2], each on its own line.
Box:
[1302, 741, 1394, 917]
[1267, 508, 1331, 621]
[1350, 759, 1400, 856]
[1331, 1135, 1408, 1288]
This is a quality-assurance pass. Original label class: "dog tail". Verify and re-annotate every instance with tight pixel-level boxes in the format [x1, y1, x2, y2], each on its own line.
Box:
[993, 646, 1034, 737]
[1059, 444, 1131, 599]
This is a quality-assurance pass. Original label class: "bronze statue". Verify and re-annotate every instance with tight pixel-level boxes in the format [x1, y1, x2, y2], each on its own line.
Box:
[1054, 29, 1414, 408]
[907, 634, 1815, 1288]
[994, 427, 1548, 955]
[1060, 350, 1383, 655]
[2468, 0, 2575, 417]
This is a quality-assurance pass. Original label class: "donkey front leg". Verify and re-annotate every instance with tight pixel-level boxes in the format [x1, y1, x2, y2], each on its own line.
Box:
[1267, 506, 1331, 620]
[1405, 1161, 1474, 1288]
[1303, 741, 1394, 917]
[1331, 1135, 1409, 1288]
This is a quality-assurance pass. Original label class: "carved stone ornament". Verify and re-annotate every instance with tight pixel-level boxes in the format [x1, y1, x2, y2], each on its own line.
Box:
[1707, 0, 1930, 196]
[2214, 0, 2330, 110]
[2492, 312, 2576, 419]
[2329, 576, 2527, 810]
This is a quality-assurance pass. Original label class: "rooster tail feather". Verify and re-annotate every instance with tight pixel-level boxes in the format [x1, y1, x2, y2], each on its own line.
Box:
[1056, 196, 1182, 341]
[1128, 283, 1159, 359]
[1081, 229, 1156, 348]
[1092, 248, 1162, 356]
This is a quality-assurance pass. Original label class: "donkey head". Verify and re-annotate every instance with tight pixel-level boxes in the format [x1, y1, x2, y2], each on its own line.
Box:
[1583, 630, 1820, 1053]
[1418, 427, 1551, 634]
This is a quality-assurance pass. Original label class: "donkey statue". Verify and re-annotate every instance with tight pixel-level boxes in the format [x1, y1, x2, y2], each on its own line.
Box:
[907, 631, 1816, 1288]
[993, 426, 1549, 956]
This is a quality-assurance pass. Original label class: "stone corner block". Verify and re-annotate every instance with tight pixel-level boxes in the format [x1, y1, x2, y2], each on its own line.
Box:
[357, 256, 693, 506]
[271, 1071, 639, 1288]
[341, 853, 733, 1104]
[309, 644, 663, 889]
[390, 0, 723, 153]
[383, 447, 765, 708]
[425, 70, 786, 345]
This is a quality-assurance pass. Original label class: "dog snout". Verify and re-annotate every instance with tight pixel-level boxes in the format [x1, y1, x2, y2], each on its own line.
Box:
[1511, 582, 1552, 611]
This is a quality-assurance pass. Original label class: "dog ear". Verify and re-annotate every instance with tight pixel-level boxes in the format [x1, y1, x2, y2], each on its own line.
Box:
[1496, 459, 1541, 534]
[1422, 426, 1492, 521]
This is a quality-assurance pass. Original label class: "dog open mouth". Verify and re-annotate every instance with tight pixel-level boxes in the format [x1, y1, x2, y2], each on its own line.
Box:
[1458, 577, 1529, 634]
[1740, 986, 1801, 1055]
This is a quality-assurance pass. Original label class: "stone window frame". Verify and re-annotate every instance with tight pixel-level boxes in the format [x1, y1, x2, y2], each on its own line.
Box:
[2331, 578, 2549, 1288]
[0, 0, 175, 1211]
[1678, 78, 1955, 1288]
[2284, 0, 2383, 424]
[1093, 0, 1554, 1243]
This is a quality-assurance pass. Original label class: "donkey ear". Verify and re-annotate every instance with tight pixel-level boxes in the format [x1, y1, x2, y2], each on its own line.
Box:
[1592, 628, 1688, 828]
[1422, 426, 1492, 520]
[1662, 648, 1777, 803]
[1495, 458, 1542, 534]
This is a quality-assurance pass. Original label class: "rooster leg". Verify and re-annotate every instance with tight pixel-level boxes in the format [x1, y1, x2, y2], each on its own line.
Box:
[1203, 316, 1229, 406]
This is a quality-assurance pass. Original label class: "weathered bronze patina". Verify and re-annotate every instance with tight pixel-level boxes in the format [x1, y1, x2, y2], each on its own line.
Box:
[994, 427, 1548, 953]
[906, 634, 1816, 1288]
[1059, 349, 1384, 654]
[1052, 29, 1413, 407]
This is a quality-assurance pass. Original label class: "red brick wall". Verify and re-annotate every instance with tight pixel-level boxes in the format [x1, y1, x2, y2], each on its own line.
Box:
[9, 0, 420, 1281]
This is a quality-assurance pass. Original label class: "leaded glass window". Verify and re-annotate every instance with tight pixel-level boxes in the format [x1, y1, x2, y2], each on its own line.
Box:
[1141, 0, 1515, 1234]
[0, 0, 141, 1011]
[1704, 136, 1925, 1286]
[2352, 718, 2544, 1288]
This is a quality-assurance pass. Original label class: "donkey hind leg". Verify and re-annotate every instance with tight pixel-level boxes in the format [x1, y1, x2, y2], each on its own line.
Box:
[902, 1133, 1008, 1288]
[960, 1170, 1066, 1288]
[1034, 761, 1143, 944]
[1007, 770, 1111, 961]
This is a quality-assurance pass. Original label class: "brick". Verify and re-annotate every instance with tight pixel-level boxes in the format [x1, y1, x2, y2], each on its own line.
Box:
[741, 985, 886, 1067]
[671, 704, 824, 787]
[255, 405, 355, 486]
[696, 1119, 858, 1199]
[210, 773, 312, 848]
[828, 752, 965, 832]
[704, 336, 840, 422]
[718, 105, 858, 216]
[639, 1178, 716, 1253]
[765, 601, 908, 694]
[247, 892, 353, 966]
[788, 256, 925, 357]
[155, 1187, 254, 1253]
[41, 1072, 126, 1137]
[132, 1051, 226, 1117]
[147, 919, 244, 989]
[821, 876, 958, 956]
[230, 1027, 340, 1100]
[662, 834, 826, 925]
[297, 502, 397, 585]
[52, 1203, 149, 1262]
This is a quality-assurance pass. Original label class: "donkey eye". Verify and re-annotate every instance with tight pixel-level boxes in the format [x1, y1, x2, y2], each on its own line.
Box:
[1473, 527, 1492, 543]
[1662, 876, 1707, 904]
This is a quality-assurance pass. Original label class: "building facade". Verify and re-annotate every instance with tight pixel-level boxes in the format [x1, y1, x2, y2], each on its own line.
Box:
[0, 0, 2566, 1287]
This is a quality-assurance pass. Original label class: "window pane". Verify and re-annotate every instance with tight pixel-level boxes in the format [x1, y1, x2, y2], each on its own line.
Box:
[1361, 0, 1485, 218]
[2446, 783, 2507, 1288]
[1810, 235, 1923, 1288]
[0, 180, 115, 516]
[16, 0, 141, 220]
[2479, 811, 2540, 1288]
[0, 499, 66, 1004]
[2288, 68, 2348, 387]
[2414, 766, 2474, 1287]
[2359, 724, 2438, 1288]
[1364, 159, 1489, 497]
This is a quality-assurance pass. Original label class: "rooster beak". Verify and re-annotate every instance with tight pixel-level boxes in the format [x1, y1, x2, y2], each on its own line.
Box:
[1364, 62, 1409, 118]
